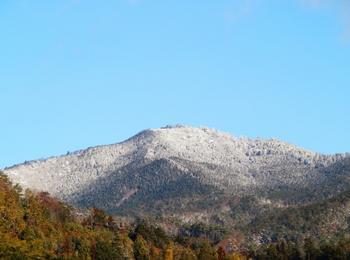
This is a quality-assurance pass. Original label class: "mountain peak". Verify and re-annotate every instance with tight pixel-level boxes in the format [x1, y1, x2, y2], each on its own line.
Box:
[126, 125, 317, 163]
[4, 125, 348, 217]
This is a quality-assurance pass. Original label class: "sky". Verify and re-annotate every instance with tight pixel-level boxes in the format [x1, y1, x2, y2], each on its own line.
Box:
[1, 0, 349, 168]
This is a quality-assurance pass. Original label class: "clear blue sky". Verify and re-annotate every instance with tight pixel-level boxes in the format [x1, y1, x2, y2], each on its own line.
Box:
[1, 0, 349, 168]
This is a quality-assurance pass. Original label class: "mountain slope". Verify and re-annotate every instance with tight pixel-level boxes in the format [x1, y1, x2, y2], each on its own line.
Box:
[3, 125, 350, 234]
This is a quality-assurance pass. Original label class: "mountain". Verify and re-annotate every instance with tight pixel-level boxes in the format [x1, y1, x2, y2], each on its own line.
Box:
[3, 125, 350, 243]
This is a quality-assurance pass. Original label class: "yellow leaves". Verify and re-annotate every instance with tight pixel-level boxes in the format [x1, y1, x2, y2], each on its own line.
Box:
[0, 232, 28, 259]
[226, 252, 249, 260]
[0, 181, 26, 236]
[134, 235, 151, 260]
[114, 231, 135, 259]
[0, 171, 252, 259]
[172, 244, 197, 260]
[164, 243, 174, 260]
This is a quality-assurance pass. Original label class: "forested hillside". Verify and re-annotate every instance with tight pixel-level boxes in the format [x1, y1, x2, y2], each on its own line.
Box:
[5, 126, 350, 234]
[2, 170, 350, 259]
[0, 171, 246, 259]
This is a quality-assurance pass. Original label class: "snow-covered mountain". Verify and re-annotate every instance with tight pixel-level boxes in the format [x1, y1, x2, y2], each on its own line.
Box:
[3, 125, 350, 227]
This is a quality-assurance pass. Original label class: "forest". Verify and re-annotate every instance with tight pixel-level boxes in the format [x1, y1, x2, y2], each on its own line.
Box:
[1, 171, 350, 259]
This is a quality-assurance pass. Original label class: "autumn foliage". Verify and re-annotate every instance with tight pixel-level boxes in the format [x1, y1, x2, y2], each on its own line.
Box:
[2, 169, 350, 259]
[0, 172, 249, 259]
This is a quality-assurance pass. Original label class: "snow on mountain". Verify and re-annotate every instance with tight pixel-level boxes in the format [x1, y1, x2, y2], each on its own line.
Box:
[3, 125, 349, 214]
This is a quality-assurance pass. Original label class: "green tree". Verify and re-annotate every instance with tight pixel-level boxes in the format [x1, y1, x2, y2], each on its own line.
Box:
[113, 231, 134, 260]
[197, 241, 217, 260]
[134, 235, 150, 260]
[94, 237, 117, 260]
[304, 237, 320, 260]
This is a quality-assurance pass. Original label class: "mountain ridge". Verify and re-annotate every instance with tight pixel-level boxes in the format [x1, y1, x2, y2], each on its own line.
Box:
[3, 125, 350, 239]
[5, 124, 338, 170]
